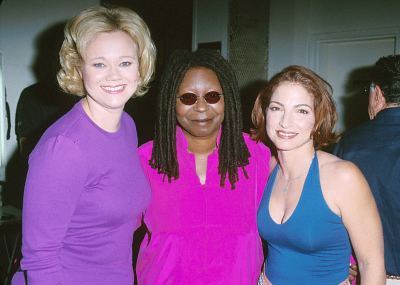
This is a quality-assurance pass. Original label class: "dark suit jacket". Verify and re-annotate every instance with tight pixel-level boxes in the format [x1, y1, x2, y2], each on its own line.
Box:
[333, 107, 400, 275]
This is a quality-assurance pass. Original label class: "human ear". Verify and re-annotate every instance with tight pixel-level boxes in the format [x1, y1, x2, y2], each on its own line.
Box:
[368, 85, 386, 119]
[375, 85, 386, 111]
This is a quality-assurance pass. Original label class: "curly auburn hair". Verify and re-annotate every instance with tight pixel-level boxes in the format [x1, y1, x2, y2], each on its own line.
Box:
[252, 65, 338, 149]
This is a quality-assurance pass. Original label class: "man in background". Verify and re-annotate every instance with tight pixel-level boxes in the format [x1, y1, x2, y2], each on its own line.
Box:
[334, 54, 400, 284]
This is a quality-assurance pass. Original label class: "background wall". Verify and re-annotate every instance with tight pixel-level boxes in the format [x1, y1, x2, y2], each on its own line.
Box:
[3, 0, 399, 199]
[229, 0, 269, 131]
[192, 0, 230, 58]
[0, 0, 99, 202]
[269, 0, 400, 131]
[192, 0, 270, 132]
[0, 0, 99, 165]
[269, 0, 400, 76]
[101, 0, 193, 146]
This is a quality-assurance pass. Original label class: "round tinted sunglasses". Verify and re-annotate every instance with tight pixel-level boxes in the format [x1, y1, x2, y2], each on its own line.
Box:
[177, 91, 223, 106]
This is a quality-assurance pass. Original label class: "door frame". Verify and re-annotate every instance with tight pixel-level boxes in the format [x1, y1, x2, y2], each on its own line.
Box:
[309, 27, 400, 72]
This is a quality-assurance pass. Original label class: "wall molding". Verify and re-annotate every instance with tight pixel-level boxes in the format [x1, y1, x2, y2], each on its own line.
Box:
[309, 27, 400, 71]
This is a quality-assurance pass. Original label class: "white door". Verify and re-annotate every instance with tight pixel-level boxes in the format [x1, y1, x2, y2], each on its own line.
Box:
[313, 34, 397, 132]
[269, 0, 400, 133]
[0, 54, 6, 182]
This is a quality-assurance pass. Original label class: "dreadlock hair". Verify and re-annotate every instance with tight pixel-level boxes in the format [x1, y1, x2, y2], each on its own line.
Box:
[150, 49, 250, 189]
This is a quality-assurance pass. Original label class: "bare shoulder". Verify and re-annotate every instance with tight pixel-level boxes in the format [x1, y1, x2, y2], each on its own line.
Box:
[317, 151, 363, 182]
[317, 151, 372, 215]
[317, 150, 369, 201]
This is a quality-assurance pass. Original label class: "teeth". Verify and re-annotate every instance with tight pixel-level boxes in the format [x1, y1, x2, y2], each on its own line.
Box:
[277, 131, 296, 138]
[102, 85, 124, 92]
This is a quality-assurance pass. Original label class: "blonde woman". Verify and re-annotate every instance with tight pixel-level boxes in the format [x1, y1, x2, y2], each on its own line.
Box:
[13, 6, 155, 285]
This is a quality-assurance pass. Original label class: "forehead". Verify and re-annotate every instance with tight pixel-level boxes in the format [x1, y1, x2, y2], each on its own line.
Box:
[83, 31, 137, 57]
[271, 82, 314, 105]
[180, 67, 221, 87]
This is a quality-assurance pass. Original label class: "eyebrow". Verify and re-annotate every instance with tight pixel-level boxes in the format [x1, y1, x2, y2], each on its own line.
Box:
[119, 56, 137, 60]
[269, 100, 312, 109]
[88, 55, 137, 61]
[295, 103, 312, 109]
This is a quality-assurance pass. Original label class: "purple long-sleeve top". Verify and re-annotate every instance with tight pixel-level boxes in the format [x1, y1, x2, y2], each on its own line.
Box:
[136, 127, 270, 285]
[18, 101, 151, 285]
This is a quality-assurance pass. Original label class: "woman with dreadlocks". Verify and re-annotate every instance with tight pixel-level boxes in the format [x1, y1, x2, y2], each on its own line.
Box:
[136, 49, 271, 284]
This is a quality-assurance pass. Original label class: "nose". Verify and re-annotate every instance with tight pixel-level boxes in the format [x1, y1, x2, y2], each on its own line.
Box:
[106, 65, 121, 81]
[193, 96, 208, 112]
[279, 110, 291, 128]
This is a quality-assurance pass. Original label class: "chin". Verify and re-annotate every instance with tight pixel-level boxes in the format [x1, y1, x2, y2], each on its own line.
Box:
[276, 140, 314, 152]
[192, 131, 217, 138]
[184, 127, 219, 139]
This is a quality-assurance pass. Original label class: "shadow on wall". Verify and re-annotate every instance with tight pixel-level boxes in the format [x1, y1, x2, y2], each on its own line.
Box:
[3, 21, 78, 209]
[101, 0, 193, 146]
[340, 65, 375, 132]
[240, 79, 268, 134]
[124, 86, 158, 146]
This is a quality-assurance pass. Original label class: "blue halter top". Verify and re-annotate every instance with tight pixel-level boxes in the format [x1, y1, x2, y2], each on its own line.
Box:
[258, 153, 351, 284]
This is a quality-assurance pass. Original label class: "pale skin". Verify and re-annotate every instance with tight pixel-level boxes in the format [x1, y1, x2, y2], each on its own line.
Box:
[79, 31, 140, 132]
[263, 82, 385, 284]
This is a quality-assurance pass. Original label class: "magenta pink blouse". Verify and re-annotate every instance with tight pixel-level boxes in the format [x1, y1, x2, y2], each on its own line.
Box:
[136, 127, 270, 285]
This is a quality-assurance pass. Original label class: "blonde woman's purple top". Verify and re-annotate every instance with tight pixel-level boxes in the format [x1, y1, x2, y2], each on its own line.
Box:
[18, 101, 151, 285]
[136, 127, 270, 285]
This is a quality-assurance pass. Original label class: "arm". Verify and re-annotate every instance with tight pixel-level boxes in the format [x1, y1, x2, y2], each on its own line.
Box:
[335, 162, 385, 285]
[21, 136, 86, 285]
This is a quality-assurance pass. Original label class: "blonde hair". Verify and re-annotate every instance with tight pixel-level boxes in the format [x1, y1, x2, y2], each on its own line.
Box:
[57, 6, 156, 97]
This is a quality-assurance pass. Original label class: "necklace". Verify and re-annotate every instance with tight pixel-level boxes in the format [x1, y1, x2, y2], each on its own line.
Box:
[280, 170, 303, 193]
[279, 152, 315, 193]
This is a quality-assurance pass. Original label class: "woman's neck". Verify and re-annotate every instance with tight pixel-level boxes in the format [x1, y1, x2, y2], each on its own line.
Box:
[181, 129, 219, 185]
[277, 142, 315, 180]
[82, 98, 122, 132]
[183, 131, 218, 156]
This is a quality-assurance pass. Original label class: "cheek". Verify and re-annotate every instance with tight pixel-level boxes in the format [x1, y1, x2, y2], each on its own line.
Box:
[212, 99, 225, 120]
[216, 113, 225, 126]
[81, 68, 89, 82]
[175, 104, 190, 122]
[126, 68, 140, 82]
[214, 103, 224, 118]
[81, 72, 93, 92]
[266, 111, 279, 128]
[82, 69, 101, 86]
[265, 112, 277, 137]
[296, 116, 315, 132]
